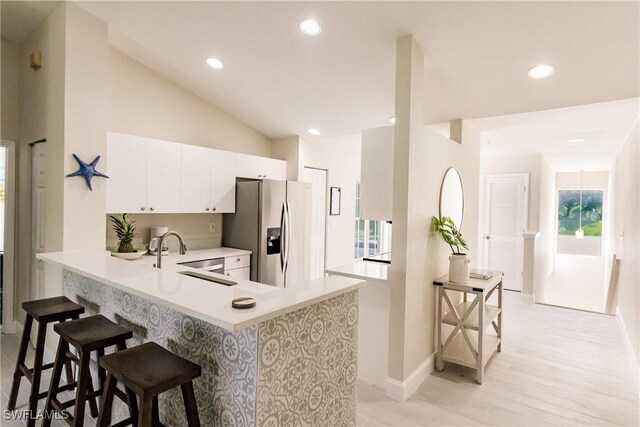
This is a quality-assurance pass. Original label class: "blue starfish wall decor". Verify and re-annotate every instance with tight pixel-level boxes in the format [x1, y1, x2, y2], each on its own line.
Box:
[66, 154, 109, 191]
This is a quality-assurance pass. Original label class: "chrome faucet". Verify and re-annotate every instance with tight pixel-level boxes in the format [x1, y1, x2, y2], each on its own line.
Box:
[155, 231, 187, 269]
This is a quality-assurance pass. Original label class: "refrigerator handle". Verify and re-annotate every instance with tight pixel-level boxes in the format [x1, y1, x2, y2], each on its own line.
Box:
[284, 201, 291, 273]
[280, 202, 286, 272]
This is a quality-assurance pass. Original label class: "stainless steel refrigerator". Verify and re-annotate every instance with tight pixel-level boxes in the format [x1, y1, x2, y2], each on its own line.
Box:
[223, 180, 311, 287]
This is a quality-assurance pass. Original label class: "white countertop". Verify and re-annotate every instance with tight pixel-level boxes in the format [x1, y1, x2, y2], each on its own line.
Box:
[325, 260, 389, 282]
[38, 249, 366, 332]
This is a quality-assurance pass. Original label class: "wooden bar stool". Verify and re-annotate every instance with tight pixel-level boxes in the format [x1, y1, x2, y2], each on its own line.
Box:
[7, 296, 84, 427]
[43, 315, 136, 427]
[97, 342, 202, 427]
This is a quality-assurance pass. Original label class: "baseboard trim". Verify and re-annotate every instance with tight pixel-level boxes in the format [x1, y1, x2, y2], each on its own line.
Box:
[616, 307, 639, 391]
[385, 352, 435, 402]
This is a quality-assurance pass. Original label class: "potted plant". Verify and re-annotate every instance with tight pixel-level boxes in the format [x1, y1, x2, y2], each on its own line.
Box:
[432, 216, 470, 283]
[109, 214, 145, 260]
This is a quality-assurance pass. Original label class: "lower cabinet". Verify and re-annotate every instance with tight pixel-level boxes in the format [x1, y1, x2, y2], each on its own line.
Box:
[224, 267, 250, 280]
[224, 255, 251, 280]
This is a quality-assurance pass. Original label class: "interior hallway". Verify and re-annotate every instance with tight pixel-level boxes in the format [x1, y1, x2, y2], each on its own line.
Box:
[357, 291, 639, 426]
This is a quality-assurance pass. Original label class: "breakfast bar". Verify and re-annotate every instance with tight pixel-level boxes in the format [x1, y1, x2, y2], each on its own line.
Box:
[38, 250, 365, 426]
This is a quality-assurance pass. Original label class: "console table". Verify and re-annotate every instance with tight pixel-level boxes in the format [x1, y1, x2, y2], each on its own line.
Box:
[433, 272, 503, 384]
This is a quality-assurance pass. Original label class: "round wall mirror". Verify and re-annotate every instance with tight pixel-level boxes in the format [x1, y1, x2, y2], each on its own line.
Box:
[439, 167, 464, 228]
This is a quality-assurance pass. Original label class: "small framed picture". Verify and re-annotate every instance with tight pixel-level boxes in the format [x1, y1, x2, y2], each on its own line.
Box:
[330, 187, 341, 215]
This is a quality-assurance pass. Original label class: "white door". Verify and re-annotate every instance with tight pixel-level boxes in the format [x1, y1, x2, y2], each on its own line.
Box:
[302, 167, 327, 280]
[482, 175, 528, 291]
[210, 149, 236, 213]
[146, 139, 182, 213]
[181, 144, 211, 213]
[107, 132, 148, 213]
[31, 143, 47, 303]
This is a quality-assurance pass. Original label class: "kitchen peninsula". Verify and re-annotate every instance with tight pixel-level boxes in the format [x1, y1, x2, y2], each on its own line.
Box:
[38, 250, 365, 426]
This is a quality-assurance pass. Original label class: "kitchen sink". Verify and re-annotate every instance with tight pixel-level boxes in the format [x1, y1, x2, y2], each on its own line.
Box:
[177, 258, 224, 269]
[177, 271, 237, 286]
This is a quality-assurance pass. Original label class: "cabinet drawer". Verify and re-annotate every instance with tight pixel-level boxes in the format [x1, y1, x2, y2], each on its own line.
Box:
[224, 255, 250, 270]
[224, 267, 250, 280]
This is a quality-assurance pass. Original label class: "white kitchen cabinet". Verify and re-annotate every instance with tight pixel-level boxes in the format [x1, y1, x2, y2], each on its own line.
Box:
[360, 126, 394, 221]
[146, 139, 182, 213]
[210, 149, 237, 213]
[225, 267, 250, 280]
[107, 133, 148, 214]
[181, 144, 211, 213]
[224, 254, 251, 280]
[236, 153, 286, 180]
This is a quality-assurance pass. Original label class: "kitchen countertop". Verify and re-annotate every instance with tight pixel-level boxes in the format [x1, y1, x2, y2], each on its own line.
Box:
[325, 260, 389, 282]
[38, 249, 366, 332]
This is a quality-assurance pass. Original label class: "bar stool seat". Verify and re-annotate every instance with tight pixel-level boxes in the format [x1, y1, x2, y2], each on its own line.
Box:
[98, 342, 202, 427]
[22, 296, 85, 322]
[7, 296, 84, 427]
[44, 315, 135, 427]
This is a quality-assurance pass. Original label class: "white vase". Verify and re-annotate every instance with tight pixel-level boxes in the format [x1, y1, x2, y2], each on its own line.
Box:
[449, 253, 470, 284]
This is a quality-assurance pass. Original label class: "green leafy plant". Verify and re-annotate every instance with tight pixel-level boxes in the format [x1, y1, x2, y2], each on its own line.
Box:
[109, 213, 136, 253]
[432, 216, 468, 255]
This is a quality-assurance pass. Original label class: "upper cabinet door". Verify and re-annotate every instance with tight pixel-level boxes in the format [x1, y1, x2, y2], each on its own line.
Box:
[360, 126, 394, 221]
[210, 149, 237, 213]
[146, 139, 182, 213]
[181, 144, 211, 213]
[107, 132, 148, 214]
[236, 153, 286, 180]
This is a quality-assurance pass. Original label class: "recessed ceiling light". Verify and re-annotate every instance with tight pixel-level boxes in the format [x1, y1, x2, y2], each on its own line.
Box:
[206, 57, 224, 70]
[307, 128, 320, 136]
[299, 19, 321, 36]
[389, 116, 396, 124]
[568, 138, 586, 143]
[527, 64, 555, 79]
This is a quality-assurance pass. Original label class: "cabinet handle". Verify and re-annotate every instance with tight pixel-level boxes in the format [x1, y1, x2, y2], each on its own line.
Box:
[150, 207, 155, 212]
[263, 175, 267, 178]
[141, 207, 146, 211]
[206, 207, 210, 211]
[258, 175, 263, 178]
[236, 258, 240, 262]
[226, 273, 230, 276]
[212, 207, 217, 212]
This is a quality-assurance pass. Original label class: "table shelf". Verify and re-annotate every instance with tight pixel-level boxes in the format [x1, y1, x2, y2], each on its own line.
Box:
[442, 331, 500, 369]
[442, 302, 501, 332]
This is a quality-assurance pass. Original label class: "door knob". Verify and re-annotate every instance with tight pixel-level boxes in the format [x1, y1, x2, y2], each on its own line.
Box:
[212, 207, 217, 212]
[141, 207, 146, 211]
[150, 207, 155, 212]
[206, 207, 210, 211]
[485, 235, 491, 240]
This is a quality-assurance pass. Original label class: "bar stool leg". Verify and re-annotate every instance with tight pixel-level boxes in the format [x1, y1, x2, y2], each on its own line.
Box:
[138, 394, 153, 427]
[115, 341, 139, 421]
[26, 320, 48, 427]
[181, 381, 200, 427]
[43, 339, 69, 427]
[73, 351, 93, 426]
[7, 314, 33, 410]
[152, 396, 160, 424]
[97, 373, 117, 427]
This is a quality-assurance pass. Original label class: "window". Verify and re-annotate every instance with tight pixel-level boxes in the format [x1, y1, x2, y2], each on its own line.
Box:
[354, 181, 392, 259]
[557, 189, 603, 256]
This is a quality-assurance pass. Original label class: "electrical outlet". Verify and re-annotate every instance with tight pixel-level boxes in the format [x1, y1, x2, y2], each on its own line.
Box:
[209, 222, 216, 233]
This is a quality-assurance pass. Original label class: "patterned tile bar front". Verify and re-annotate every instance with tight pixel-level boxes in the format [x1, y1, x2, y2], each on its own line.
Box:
[63, 270, 359, 426]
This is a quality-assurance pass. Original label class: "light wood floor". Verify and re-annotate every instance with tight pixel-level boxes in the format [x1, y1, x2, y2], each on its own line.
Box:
[1, 291, 638, 426]
[357, 292, 639, 426]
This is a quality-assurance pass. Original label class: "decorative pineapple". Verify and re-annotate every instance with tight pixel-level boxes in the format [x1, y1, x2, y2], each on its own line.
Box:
[109, 214, 136, 253]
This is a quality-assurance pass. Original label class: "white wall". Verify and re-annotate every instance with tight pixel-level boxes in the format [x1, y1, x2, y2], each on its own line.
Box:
[480, 155, 542, 231]
[108, 47, 271, 157]
[17, 3, 67, 320]
[533, 159, 555, 302]
[301, 135, 361, 269]
[609, 119, 639, 379]
[1, 38, 20, 142]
